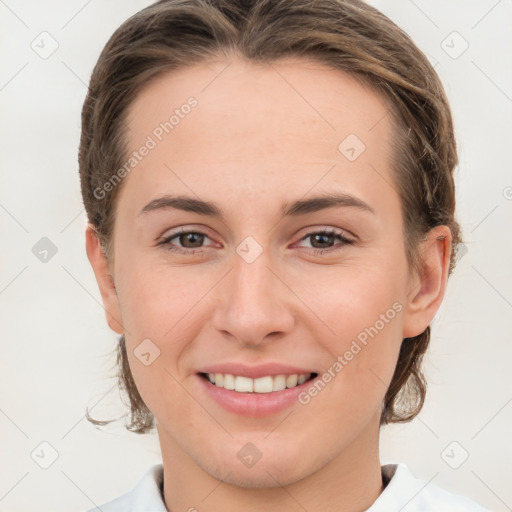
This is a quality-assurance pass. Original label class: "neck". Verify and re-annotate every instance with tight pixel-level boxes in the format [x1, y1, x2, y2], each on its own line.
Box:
[158, 413, 383, 512]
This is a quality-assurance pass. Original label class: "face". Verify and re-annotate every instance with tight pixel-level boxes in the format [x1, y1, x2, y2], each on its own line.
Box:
[87, 56, 448, 488]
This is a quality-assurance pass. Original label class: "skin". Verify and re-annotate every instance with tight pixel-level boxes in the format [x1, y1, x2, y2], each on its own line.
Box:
[86, 55, 451, 512]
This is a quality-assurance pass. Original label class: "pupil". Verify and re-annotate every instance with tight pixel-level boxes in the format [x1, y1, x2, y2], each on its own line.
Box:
[182, 233, 203, 248]
[313, 233, 332, 248]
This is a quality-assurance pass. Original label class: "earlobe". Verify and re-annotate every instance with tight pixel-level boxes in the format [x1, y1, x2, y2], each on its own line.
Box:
[85, 224, 124, 335]
[402, 226, 452, 339]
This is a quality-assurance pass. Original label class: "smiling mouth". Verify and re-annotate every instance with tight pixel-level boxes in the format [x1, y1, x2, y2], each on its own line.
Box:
[199, 372, 318, 393]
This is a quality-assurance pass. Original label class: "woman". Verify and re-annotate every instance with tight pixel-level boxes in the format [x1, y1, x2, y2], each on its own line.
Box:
[80, 0, 490, 510]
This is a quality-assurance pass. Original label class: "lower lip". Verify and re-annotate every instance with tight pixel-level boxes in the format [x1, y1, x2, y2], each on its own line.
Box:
[197, 374, 317, 417]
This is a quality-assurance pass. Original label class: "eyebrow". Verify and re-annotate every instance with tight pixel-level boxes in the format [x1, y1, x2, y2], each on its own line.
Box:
[138, 192, 375, 219]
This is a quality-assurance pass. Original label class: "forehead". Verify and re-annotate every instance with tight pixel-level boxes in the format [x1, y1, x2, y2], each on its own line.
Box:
[121, 56, 398, 220]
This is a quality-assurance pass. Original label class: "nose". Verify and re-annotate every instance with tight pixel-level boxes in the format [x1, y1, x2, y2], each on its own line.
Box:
[211, 245, 296, 348]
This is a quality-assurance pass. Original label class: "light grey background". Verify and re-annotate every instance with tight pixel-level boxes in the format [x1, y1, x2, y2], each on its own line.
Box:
[1, 1, 511, 511]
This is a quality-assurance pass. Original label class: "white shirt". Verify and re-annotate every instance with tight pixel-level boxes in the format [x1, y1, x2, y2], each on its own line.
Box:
[84, 463, 491, 512]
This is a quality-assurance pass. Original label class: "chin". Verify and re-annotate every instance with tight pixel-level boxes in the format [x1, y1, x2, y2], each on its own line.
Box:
[211, 465, 304, 489]
[197, 449, 315, 489]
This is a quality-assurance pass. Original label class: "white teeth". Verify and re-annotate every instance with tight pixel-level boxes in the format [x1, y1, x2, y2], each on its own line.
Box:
[254, 376, 273, 393]
[286, 374, 298, 388]
[206, 372, 311, 393]
[272, 374, 286, 391]
[235, 375, 253, 392]
[223, 373, 235, 390]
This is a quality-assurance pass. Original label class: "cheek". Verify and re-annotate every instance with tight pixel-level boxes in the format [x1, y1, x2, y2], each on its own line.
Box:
[126, 352, 196, 434]
[115, 249, 205, 338]
[309, 259, 407, 399]
[317, 263, 406, 344]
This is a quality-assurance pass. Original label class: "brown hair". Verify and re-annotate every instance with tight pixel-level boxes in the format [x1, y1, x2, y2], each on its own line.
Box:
[80, 0, 461, 433]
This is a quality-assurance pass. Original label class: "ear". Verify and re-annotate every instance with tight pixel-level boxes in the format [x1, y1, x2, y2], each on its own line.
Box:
[85, 224, 124, 335]
[402, 225, 452, 338]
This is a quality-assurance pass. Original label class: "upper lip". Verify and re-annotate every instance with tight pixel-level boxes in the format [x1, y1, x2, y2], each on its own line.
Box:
[197, 363, 317, 379]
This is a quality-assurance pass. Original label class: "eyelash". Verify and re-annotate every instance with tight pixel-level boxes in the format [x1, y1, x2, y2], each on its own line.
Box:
[157, 227, 355, 256]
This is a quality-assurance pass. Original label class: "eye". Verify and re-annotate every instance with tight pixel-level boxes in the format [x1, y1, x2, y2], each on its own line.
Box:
[157, 227, 355, 256]
[295, 229, 355, 254]
[157, 228, 214, 254]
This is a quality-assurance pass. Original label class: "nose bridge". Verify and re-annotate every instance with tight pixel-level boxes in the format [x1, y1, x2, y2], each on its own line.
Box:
[212, 239, 294, 344]
[234, 245, 275, 305]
